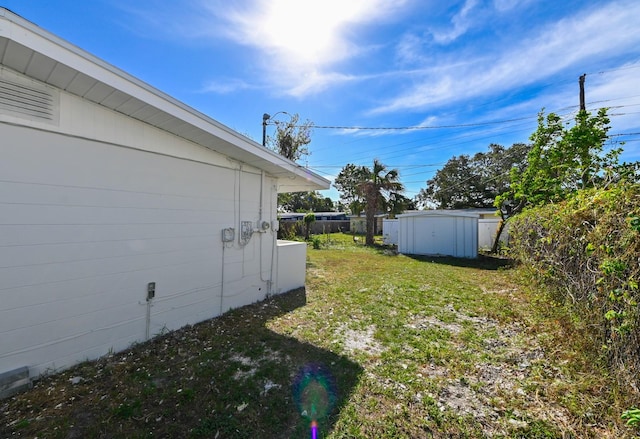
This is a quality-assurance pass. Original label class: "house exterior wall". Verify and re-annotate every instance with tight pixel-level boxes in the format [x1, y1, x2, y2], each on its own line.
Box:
[398, 213, 478, 258]
[0, 81, 282, 377]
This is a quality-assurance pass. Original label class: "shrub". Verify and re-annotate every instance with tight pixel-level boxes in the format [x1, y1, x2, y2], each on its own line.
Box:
[509, 183, 640, 387]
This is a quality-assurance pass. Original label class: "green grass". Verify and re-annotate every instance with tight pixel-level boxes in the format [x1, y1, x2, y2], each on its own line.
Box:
[0, 233, 636, 438]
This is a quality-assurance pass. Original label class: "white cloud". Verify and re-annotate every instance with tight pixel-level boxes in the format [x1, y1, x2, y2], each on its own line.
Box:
[374, 1, 640, 114]
[588, 63, 640, 133]
[201, 78, 256, 94]
[197, 0, 410, 96]
[492, 0, 533, 13]
[430, 0, 479, 44]
[287, 71, 357, 98]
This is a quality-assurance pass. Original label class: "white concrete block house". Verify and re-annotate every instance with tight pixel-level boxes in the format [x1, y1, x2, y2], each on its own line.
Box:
[0, 8, 329, 390]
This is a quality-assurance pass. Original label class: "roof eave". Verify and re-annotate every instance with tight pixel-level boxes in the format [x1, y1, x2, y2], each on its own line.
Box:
[0, 8, 329, 192]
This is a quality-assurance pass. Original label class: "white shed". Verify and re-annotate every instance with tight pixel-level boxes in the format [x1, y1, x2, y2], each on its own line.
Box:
[397, 211, 479, 258]
[0, 8, 329, 391]
[382, 218, 399, 245]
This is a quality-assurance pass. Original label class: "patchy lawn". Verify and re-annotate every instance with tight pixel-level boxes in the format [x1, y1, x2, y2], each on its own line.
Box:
[1, 233, 637, 438]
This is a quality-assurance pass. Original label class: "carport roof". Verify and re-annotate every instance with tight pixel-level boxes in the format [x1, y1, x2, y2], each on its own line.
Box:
[0, 8, 329, 193]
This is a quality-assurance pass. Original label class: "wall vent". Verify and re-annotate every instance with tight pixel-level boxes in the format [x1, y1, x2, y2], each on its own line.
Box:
[0, 72, 58, 124]
[0, 366, 31, 399]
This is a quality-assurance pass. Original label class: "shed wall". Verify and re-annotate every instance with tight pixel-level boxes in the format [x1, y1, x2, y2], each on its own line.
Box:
[478, 218, 508, 249]
[382, 219, 399, 245]
[398, 214, 477, 258]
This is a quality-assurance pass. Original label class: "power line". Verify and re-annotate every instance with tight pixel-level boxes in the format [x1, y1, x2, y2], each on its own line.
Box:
[311, 103, 638, 167]
[594, 62, 640, 75]
[306, 102, 639, 133]
[297, 115, 537, 131]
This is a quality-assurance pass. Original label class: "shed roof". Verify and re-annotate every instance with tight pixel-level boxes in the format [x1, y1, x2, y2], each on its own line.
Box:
[397, 210, 480, 219]
[0, 8, 329, 193]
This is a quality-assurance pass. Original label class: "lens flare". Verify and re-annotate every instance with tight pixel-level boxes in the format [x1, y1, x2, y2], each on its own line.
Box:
[292, 363, 337, 422]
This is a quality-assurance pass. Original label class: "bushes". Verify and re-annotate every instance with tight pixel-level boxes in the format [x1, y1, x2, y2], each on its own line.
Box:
[509, 183, 640, 386]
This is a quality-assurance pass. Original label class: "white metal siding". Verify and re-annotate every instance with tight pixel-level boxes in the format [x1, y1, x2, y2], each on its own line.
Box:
[0, 122, 278, 376]
[382, 219, 398, 245]
[478, 218, 508, 249]
[398, 213, 478, 258]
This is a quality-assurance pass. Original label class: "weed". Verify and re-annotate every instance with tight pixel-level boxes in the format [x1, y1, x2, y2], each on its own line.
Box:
[622, 408, 640, 427]
[112, 400, 142, 419]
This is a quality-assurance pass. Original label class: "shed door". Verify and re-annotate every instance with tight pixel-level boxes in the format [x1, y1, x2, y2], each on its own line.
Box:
[408, 216, 453, 256]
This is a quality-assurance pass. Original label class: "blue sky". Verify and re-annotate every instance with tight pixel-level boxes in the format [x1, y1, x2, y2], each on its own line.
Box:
[5, 0, 640, 202]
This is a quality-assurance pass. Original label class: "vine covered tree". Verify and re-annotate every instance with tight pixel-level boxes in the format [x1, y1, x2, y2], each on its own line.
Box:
[266, 113, 313, 163]
[266, 113, 316, 210]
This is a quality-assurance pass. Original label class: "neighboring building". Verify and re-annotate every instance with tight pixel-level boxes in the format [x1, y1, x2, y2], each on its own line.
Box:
[279, 212, 348, 221]
[0, 8, 329, 393]
[350, 214, 386, 235]
[396, 210, 479, 258]
[278, 212, 350, 235]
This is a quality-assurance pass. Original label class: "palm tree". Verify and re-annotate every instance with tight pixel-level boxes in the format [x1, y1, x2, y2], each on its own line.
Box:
[358, 160, 404, 246]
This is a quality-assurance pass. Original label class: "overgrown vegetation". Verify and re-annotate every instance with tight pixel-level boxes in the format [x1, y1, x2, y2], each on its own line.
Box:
[499, 106, 640, 426]
[509, 183, 640, 390]
[1, 234, 637, 438]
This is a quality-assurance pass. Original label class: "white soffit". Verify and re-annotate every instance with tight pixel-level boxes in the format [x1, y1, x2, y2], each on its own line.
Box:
[0, 8, 329, 192]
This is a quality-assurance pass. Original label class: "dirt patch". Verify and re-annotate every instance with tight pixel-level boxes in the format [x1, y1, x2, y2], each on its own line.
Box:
[337, 324, 384, 356]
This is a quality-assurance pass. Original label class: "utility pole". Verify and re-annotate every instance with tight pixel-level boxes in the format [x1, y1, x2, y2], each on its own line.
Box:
[579, 74, 586, 111]
[262, 113, 270, 146]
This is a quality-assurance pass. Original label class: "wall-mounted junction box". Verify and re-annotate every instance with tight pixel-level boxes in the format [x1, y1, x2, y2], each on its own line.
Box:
[147, 282, 155, 301]
[241, 221, 253, 242]
[221, 228, 235, 242]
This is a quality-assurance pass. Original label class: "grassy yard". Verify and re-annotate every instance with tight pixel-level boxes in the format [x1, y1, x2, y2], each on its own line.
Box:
[1, 233, 636, 438]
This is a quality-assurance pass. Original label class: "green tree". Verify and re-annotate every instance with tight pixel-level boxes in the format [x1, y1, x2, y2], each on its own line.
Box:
[333, 163, 369, 215]
[387, 192, 416, 218]
[416, 143, 530, 209]
[303, 212, 315, 240]
[278, 191, 335, 212]
[360, 160, 405, 245]
[494, 108, 622, 252]
[335, 160, 405, 244]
